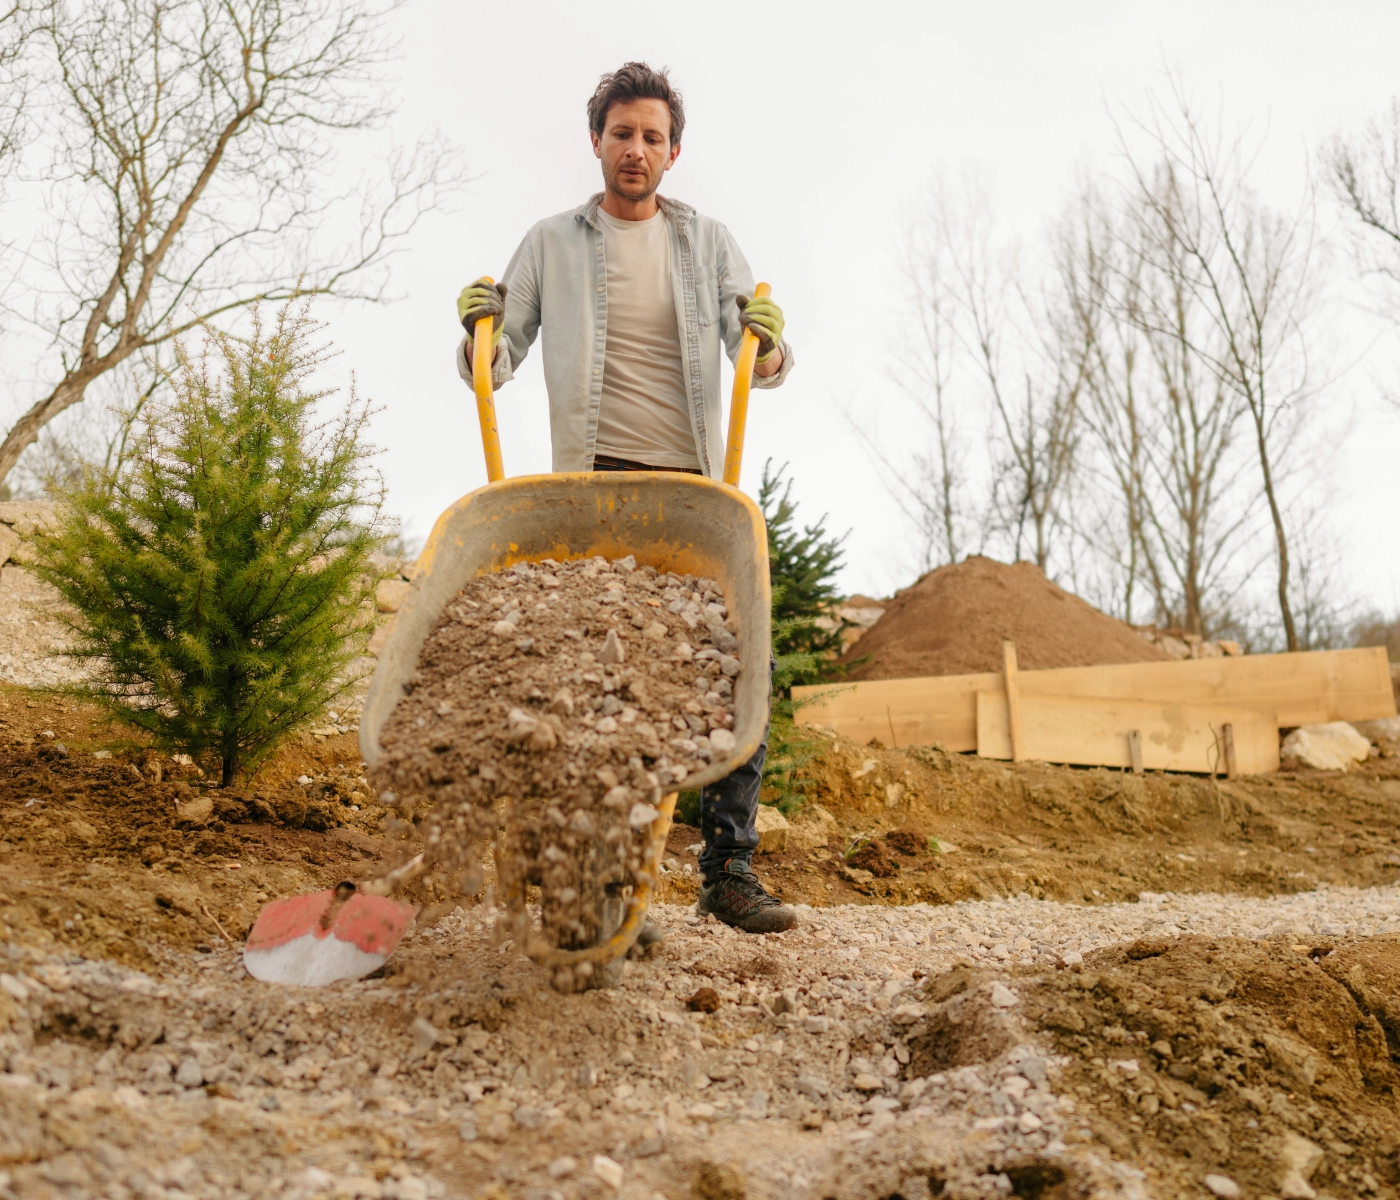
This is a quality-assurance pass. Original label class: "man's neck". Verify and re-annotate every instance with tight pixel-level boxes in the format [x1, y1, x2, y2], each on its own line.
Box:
[599, 189, 661, 222]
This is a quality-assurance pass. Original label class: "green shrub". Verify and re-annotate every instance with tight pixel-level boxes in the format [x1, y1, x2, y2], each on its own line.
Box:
[33, 303, 385, 785]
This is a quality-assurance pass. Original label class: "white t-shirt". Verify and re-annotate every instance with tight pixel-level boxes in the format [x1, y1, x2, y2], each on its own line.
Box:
[593, 208, 700, 469]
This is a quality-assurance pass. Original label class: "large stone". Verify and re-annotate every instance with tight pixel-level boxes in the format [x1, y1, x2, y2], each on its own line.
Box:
[1354, 717, 1400, 751]
[754, 805, 789, 854]
[1281, 722, 1371, 770]
[788, 803, 837, 853]
[375, 578, 411, 613]
[0, 523, 18, 566]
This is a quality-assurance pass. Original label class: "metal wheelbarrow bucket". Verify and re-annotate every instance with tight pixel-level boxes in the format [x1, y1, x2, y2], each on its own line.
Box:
[357, 282, 777, 973]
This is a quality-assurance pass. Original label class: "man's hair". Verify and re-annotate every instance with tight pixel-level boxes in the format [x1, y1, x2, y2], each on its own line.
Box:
[587, 62, 685, 148]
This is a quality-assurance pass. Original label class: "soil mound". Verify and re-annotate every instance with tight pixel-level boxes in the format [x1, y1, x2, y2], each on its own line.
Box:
[842, 555, 1169, 679]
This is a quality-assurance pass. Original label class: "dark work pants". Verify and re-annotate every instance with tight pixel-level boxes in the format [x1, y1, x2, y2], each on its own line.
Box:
[698, 728, 767, 879]
[591, 458, 767, 881]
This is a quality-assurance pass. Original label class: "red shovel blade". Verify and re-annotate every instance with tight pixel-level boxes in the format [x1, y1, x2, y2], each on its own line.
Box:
[243, 888, 416, 987]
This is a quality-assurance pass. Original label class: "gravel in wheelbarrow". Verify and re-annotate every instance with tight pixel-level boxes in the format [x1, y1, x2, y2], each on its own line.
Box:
[371, 553, 741, 954]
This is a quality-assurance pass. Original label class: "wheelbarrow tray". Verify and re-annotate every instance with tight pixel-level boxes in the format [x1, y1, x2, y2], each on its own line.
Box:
[359, 471, 772, 790]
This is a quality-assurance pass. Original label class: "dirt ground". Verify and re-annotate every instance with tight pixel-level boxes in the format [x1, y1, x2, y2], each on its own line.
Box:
[5, 685, 1400, 1199]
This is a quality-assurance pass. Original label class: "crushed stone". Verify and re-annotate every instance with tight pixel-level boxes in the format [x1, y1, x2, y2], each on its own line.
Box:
[5, 884, 1400, 1198]
[373, 556, 742, 966]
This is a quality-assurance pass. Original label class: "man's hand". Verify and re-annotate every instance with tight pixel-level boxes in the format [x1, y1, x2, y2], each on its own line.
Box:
[736, 294, 784, 363]
[457, 278, 508, 349]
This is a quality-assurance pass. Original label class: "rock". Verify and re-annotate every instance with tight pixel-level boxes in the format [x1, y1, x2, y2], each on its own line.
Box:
[174, 1057, 204, 1088]
[376, 578, 411, 613]
[802, 1015, 830, 1034]
[693, 1161, 746, 1200]
[599, 628, 626, 664]
[0, 523, 18, 566]
[709, 728, 736, 755]
[644, 622, 668, 641]
[1281, 722, 1371, 770]
[411, 1017, 440, 1051]
[852, 1073, 884, 1092]
[795, 1074, 829, 1098]
[789, 803, 837, 853]
[754, 805, 789, 853]
[628, 802, 660, 830]
[1204, 1176, 1241, 1199]
[592, 1154, 624, 1190]
[67, 818, 99, 844]
[688, 987, 721, 1013]
[1278, 1132, 1324, 1199]
[891, 1004, 924, 1025]
[1354, 717, 1400, 748]
[176, 796, 214, 825]
[389, 1177, 429, 1200]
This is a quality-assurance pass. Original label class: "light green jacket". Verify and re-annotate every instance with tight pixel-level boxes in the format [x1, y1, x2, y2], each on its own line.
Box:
[455, 193, 793, 479]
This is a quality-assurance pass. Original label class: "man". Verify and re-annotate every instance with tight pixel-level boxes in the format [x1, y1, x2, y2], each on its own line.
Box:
[455, 62, 797, 934]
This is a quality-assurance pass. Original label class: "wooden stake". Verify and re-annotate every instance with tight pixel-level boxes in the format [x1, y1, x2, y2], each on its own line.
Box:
[1003, 640, 1025, 764]
[1222, 722, 1237, 779]
[1127, 730, 1144, 775]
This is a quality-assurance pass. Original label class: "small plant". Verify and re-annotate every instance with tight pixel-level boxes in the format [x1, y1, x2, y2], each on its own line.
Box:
[33, 302, 385, 785]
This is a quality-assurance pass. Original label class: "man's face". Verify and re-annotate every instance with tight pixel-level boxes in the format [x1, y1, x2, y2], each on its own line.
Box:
[592, 98, 680, 203]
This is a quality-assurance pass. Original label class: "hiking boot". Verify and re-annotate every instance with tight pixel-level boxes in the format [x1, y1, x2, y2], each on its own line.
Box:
[697, 862, 799, 933]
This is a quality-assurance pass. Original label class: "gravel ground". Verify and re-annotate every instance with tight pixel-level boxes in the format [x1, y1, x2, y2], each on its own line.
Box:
[5, 883, 1400, 1200]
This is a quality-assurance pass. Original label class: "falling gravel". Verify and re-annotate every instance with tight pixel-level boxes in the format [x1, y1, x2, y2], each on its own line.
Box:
[371, 556, 742, 972]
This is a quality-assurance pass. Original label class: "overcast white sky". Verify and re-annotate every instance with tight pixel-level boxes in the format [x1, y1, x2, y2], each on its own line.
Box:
[26, 1, 1400, 614]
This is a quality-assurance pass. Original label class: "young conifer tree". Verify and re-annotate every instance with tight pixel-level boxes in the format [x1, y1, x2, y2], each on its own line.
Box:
[757, 460, 852, 812]
[33, 302, 384, 786]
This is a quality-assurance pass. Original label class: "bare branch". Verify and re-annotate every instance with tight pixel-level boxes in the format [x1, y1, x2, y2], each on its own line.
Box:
[0, 0, 466, 484]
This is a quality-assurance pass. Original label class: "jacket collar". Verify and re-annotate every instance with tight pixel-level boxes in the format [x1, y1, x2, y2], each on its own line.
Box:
[576, 192, 694, 231]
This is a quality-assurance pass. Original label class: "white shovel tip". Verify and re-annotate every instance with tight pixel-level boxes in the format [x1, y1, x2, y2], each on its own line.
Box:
[243, 932, 387, 987]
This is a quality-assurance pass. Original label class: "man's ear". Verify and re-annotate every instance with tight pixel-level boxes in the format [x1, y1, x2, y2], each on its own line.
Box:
[591, 130, 602, 160]
[665, 141, 681, 172]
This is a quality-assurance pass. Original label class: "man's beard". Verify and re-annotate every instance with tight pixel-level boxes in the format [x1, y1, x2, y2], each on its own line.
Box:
[603, 158, 662, 202]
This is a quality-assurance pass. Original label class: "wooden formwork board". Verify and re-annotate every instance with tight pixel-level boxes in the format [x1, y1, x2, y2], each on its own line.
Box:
[975, 691, 1280, 775]
[792, 647, 1395, 755]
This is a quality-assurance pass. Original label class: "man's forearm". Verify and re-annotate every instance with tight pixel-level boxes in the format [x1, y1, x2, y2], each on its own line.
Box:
[754, 348, 783, 378]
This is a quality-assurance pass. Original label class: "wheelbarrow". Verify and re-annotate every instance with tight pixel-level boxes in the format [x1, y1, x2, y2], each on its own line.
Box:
[344, 284, 773, 982]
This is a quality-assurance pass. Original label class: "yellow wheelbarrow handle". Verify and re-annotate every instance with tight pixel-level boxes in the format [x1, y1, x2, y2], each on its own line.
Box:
[472, 278, 506, 484]
[722, 281, 771, 488]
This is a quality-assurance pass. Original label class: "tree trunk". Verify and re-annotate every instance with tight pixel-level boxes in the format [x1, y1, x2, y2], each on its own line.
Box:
[0, 376, 90, 484]
[1251, 408, 1297, 651]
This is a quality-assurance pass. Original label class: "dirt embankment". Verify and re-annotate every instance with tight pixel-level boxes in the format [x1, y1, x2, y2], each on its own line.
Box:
[842, 557, 1169, 680]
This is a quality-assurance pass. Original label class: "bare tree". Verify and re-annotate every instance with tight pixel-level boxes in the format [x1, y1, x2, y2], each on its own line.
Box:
[1326, 98, 1400, 290]
[1115, 80, 1318, 650]
[861, 193, 977, 573]
[1064, 174, 1258, 636]
[0, 0, 458, 485]
[873, 178, 1084, 578]
[959, 231, 1084, 572]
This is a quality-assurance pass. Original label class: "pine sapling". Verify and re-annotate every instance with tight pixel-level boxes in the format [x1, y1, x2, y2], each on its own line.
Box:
[33, 302, 386, 785]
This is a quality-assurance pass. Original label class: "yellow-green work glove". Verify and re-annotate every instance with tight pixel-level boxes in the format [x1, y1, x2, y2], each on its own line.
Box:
[456, 278, 508, 349]
[736, 294, 784, 363]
